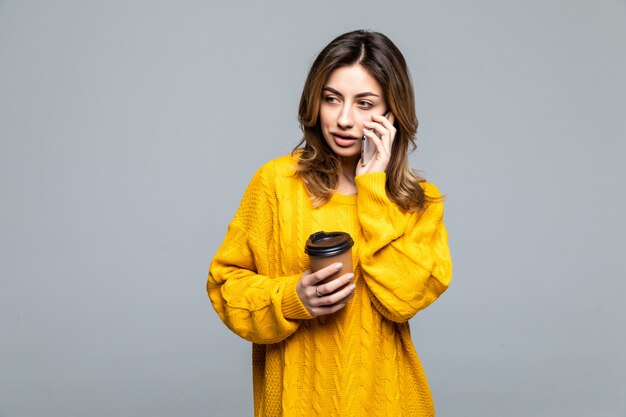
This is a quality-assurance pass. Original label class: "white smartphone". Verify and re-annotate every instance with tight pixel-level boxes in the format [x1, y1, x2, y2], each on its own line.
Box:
[361, 111, 391, 166]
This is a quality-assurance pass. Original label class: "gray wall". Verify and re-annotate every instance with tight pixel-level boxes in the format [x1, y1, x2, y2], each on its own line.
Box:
[1, 0, 625, 416]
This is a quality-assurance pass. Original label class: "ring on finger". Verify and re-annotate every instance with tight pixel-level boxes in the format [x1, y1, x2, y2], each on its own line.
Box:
[315, 286, 323, 297]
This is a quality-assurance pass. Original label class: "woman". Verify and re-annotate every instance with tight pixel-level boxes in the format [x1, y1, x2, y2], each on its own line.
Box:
[208, 30, 452, 417]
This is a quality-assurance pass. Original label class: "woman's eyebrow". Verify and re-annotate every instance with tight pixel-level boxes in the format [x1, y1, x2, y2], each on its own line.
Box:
[323, 86, 380, 98]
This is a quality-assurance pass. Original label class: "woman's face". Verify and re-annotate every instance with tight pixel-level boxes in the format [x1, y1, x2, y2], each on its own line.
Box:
[319, 64, 387, 163]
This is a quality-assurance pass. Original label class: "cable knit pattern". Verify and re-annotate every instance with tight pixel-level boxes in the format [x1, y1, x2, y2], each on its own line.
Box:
[208, 153, 452, 417]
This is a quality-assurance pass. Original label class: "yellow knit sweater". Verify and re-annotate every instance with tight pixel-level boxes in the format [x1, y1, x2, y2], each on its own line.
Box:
[208, 154, 452, 417]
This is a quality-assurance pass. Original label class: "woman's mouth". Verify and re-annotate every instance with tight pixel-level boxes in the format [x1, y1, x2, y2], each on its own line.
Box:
[332, 133, 358, 148]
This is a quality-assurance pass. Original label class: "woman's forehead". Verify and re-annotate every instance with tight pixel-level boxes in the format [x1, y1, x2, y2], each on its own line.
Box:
[324, 64, 382, 96]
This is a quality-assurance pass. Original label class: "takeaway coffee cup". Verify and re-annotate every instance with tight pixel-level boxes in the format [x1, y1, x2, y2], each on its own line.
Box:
[305, 231, 354, 286]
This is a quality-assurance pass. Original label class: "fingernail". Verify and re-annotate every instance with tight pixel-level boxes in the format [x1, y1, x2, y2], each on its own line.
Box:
[350, 284, 356, 290]
[347, 273, 354, 280]
[335, 263, 343, 269]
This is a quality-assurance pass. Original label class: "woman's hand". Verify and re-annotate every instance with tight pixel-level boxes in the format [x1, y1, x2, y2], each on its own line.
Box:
[356, 112, 397, 176]
[296, 263, 355, 317]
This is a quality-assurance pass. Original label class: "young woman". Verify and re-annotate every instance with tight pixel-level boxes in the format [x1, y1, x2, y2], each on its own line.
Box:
[208, 30, 452, 417]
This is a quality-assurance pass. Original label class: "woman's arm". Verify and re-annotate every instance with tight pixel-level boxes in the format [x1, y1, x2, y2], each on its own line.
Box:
[356, 172, 452, 323]
[207, 163, 314, 344]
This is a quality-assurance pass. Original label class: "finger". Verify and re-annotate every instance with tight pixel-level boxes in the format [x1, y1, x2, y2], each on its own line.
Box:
[311, 282, 356, 307]
[310, 302, 347, 317]
[371, 113, 397, 145]
[363, 120, 394, 147]
[316, 272, 354, 296]
[361, 127, 383, 149]
[362, 127, 388, 159]
[363, 121, 387, 139]
[372, 112, 395, 130]
[323, 283, 356, 306]
[306, 262, 343, 285]
[368, 116, 396, 144]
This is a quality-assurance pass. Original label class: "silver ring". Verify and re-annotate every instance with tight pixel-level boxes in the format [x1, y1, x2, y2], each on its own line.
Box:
[315, 286, 323, 297]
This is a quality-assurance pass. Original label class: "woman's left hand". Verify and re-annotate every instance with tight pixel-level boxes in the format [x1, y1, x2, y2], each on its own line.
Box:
[356, 112, 397, 176]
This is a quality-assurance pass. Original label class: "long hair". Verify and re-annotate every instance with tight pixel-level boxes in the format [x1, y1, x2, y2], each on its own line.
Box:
[293, 29, 433, 212]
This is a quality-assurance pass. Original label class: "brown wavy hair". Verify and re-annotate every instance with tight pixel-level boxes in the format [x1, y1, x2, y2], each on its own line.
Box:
[293, 29, 433, 212]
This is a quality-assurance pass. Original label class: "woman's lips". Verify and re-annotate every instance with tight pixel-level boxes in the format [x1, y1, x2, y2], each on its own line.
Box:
[333, 133, 358, 147]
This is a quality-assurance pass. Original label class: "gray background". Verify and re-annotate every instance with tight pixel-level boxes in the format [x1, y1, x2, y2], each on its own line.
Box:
[1, 0, 625, 416]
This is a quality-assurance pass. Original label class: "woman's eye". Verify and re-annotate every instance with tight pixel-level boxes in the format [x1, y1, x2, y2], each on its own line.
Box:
[324, 96, 338, 104]
[358, 101, 373, 109]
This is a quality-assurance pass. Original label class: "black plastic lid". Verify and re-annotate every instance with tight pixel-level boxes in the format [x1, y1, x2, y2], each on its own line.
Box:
[304, 231, 354, 257]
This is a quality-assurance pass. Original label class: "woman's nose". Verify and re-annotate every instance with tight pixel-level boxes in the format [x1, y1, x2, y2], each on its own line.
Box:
[337, 106, 354, 129]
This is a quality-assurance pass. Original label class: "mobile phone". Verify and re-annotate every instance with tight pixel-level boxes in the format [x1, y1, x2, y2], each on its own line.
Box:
[361, 110, 391, 166]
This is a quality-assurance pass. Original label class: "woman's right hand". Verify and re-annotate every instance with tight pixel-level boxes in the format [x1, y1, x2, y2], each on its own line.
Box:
[296, 263, 355, 317]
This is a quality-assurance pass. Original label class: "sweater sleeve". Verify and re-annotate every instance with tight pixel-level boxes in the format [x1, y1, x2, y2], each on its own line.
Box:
[355, 172, 452, 323]
[207, 162, 314, 344]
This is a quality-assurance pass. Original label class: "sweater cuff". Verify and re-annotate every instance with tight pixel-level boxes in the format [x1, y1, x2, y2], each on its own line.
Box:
[355, 171, 390, 213]
[281, 274, 315, 320]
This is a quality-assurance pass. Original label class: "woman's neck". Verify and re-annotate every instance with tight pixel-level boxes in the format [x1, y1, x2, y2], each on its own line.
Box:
[336, 157, 358, 195]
